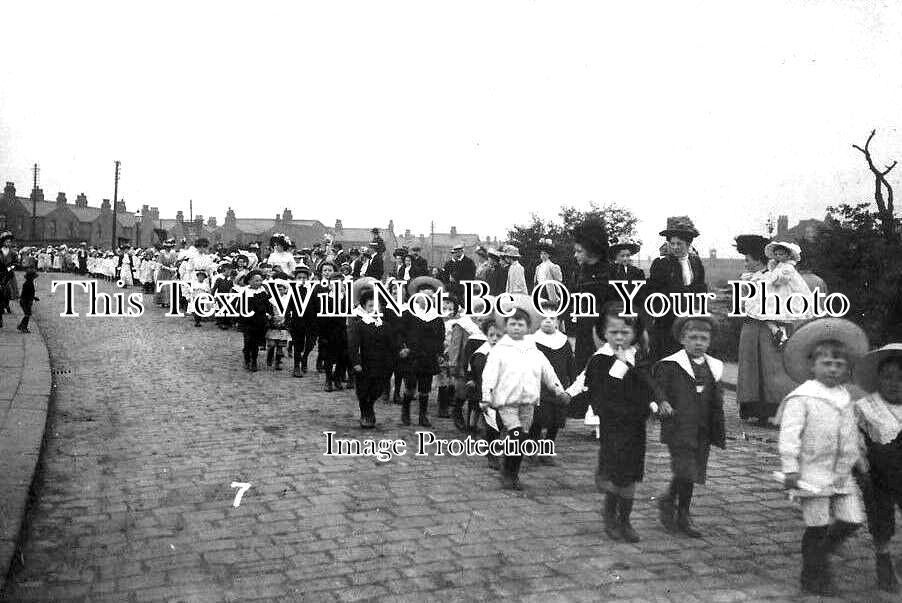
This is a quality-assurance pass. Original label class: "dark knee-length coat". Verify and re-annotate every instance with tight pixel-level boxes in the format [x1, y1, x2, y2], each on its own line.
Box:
[652, 350, 726, 451]
[585, 344, 654, 484]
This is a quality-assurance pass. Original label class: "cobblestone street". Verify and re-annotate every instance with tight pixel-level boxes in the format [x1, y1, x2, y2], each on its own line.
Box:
[1, 276, 894, 601]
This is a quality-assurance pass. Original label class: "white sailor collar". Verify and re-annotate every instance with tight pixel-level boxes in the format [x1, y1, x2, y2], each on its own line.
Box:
[531, 330, 568, 350]
[474, 340, 494, 356]
[593, 342, 637, 365]
[856, 391, 902, 445]
[659, 349, 724, 383]
[354, 305, 383, 326]
[786, 379, 851, 411]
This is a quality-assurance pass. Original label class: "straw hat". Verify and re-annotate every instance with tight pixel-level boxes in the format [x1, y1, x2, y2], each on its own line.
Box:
[854, 343, 902, 393]
[493, 293, 545, 332]
[500, 245, 521, 258]
[406, 275, 444, 297]
[765, 241, 801, 262]
[782, 318, 869, 383]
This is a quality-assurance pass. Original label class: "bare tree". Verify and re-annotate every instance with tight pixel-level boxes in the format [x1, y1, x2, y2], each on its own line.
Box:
[853, 129, 897, 240]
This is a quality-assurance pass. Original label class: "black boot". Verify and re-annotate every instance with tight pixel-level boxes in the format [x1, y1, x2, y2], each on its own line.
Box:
[437, 387, 451, 418]
[676, 481, 701, 538]
[877, 552, 900, 593]
[418, 395, 432, 427]
[400, 396, 412, 426]
[604, 493, 622, 541]
[657, 493, 677, 533]
[618, 497, 640, 543]
[452, 399, 466, 431]
[266, 347, 275, 367]
[501, 428, 523, 490]
[801, 526, 835, 596]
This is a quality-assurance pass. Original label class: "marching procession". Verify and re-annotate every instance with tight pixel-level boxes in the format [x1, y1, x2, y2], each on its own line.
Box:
[2, 213, 902, 598]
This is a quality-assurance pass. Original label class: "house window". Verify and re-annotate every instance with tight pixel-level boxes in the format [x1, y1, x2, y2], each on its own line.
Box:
[0, 214, 6, 230]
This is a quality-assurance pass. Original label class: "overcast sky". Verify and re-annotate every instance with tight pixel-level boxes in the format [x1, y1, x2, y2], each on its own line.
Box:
[2, 1, 901, 256]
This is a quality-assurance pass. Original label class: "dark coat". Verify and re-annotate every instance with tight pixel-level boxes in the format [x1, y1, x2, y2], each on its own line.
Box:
[444, 255, 476, 283]
[396, 311, 445, 375]
[239, 288, 273, 341]
[608, 263, 645, 283]
[347, 316, 395, 376]
[364, 254, 384, 279]
[647, 254, 707, 359]
[586, 350, 654, 484]
[567, 261, 615, 417]
[285, 282, 320, 331]
[535, 341, 576, 429]
[652, 353, 726, 451]
[409, 255, 429, 278]
[864, 430, 902, 495]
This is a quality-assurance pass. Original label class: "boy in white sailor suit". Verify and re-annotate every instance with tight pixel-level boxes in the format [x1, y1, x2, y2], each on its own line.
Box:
[652, 316, 726, 539]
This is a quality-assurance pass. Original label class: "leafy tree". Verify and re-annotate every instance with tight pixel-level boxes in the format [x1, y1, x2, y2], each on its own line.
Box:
[800, 202, 902, 344]
[507, 202, 639, 284]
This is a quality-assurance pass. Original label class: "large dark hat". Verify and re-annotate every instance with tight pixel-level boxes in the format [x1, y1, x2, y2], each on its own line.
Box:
[609, 239, 640, 257]
[659, 216, 699, 240]
[536, 238, 555, 254]
[0, 231, 13, 243]
[571, 217, 609, 258]
[734, 234, 770, 258]
[407, 275, 444, 297]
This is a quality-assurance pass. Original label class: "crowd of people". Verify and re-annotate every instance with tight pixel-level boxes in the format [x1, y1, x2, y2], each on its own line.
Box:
[1, 214, 900, 596]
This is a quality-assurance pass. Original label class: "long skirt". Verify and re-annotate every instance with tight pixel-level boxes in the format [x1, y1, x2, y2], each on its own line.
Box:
[154, 266, 177, 305]
[737, 319, 798, 422]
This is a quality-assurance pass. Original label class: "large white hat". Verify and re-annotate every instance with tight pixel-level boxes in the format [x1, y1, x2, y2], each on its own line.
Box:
[765, 241, 802, 262]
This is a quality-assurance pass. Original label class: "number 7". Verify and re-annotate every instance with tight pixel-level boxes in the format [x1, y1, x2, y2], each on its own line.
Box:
[230, 482, 251, 507]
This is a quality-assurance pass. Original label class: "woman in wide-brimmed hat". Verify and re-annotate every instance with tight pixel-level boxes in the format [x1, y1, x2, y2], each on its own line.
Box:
[647, 216, 707, 360]
[733, 234, 795, 425]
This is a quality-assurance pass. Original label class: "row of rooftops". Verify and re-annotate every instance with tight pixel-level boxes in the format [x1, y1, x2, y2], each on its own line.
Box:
[1, 181, 498, 247]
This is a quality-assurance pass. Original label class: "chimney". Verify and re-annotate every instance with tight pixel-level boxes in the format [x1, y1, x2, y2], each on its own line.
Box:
[334, 219, 343, 233]
[195, 215, 204, 226]
[176, 210, 184, 223]
[207, 216, 217, 227]
[404, 229, 411, 238]
[56, 192, 67, 206]
[115, 200, 126, 213]
[777, 215, 789, 236]
[225, 207, 236, 228]
[450, 225, 457, 237]
[31, 187, 45, 203]
[150, 207, 159, 220]
[142, 204, 150, 216]
[3, 182, 15, 199]
[388, 219, 394, 233]
[101, 198, 111, 212]
[282, 208, 293, 222]
[75, 193, 88, 208]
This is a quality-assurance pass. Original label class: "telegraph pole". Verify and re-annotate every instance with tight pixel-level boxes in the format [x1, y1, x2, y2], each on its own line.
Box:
[111, 161, 120, 249]
[31, 163, 40, 239]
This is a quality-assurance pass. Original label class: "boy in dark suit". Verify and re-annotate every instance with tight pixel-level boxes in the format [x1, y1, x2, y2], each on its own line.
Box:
[652, 316, 726, 538]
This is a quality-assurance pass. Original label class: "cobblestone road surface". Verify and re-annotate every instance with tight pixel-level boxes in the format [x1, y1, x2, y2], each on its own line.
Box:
[2, 276, 895, 601]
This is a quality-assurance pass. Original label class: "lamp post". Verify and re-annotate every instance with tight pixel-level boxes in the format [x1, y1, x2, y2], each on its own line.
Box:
[111, 161, 120, 249]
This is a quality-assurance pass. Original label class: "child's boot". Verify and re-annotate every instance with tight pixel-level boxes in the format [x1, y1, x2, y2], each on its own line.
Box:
[437, 387, 451, 418]
[603, 492, 622, 541]
[657, 492, 677, 533]
[618, 497, 640, 543]
[400, 394, 412, 426]
[418, 394, 432, 427]
[452, 399, 466, 431]
[266, 347, 275, 368]
[877, 552, 900, 593]
[801, 526, 835, 596]
[274, 352, 283, 371]
[676, 481, 702, 538]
